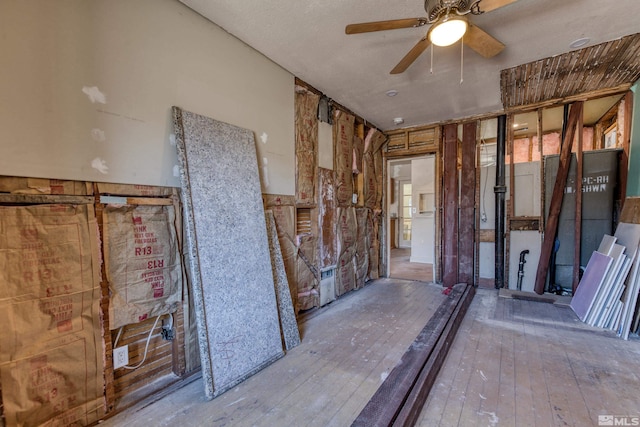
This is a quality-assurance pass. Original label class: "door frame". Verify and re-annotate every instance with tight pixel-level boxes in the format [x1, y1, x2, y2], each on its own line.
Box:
[386, 155, 438, 280]
[398, 178, 412, 248]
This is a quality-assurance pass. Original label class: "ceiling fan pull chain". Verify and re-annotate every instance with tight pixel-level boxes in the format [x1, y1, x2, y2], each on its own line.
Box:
[460, 38, 464, 84]
[430, 45, 434, 74]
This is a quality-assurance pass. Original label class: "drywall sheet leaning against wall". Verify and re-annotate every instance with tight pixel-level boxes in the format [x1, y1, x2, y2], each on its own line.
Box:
[263, 195, 297, 311]
[0, 204, 104, 426]
[265, 211, 300, 351]
[172, 107, 284, 400]
[295, 88, 319, 206]
[103, 205, 182, 329]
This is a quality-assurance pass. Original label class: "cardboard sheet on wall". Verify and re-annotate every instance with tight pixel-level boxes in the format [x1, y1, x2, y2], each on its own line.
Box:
[263, 198, 298, 311]
[336, 207, 357, 295]
[368, 211, 381, 280]
[334, 111, 355, 206]
[295, 89, 319, 206]
[0, 204, 104, 426]
[353, 136, 364, 174]
[103, 205, 182, 330]
[363, 152, 377, 210]
[363, 129, 386, 212]
[0, 176, 91, 195]
[374, 150, 384, 211]
[296, 234, 319, 310]
[265, 211, 300, 350]
[355, 208, 370, 288]
[318, 168, 337, 269]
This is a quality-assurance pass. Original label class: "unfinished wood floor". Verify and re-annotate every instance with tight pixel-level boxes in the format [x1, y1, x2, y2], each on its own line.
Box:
[419, 288, 640, 427]
[390, 248, 434, 282]
[100, 279, 447, 427]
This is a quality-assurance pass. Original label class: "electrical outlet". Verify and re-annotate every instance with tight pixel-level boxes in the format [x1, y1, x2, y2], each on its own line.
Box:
[161, 325, 175, 341]
[113, 345, 128, 369]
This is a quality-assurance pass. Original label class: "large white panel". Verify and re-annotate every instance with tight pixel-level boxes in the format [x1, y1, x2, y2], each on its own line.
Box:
[0, 0, 295, 192]
[479, 164, 496, 229]
[479, 241, 495, 280]
[506, 162, 541, 217]
[410, 156, 435, 264]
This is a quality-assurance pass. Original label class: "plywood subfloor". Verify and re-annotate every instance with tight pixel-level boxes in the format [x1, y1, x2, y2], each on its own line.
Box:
[100, 279, 447, 426]
[390, 248, 434, 282]
[418, 288, 640, 426]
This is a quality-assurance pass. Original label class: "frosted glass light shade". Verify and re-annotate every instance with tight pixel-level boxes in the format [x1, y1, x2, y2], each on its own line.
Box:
[429, 18, 468, 47]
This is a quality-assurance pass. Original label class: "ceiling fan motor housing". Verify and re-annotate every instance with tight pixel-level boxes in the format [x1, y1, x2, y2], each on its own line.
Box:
[425, 0, 482, 22]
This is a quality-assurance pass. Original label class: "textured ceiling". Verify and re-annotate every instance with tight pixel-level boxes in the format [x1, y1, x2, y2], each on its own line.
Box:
[180, 0, 640, 130]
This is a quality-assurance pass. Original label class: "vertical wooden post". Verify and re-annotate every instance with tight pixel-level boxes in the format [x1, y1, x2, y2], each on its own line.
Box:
[443, 124, 459, 287]
[459, 122, 476, 284]
[534, 101, 583, 295]
[93, 184, 116, 413]
[356, 123, 365, 207]
[620, 91, 634, 206]
[573, 106, 584, 293]
[537, 108, 544, 233]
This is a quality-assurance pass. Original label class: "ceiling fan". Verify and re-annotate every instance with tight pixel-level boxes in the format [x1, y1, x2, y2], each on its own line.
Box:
[345, 0, 517, 74]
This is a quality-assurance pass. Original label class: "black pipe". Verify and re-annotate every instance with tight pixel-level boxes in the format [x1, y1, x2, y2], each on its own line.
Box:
[495, 115, 507, 289]
[517, 250, 530, 291]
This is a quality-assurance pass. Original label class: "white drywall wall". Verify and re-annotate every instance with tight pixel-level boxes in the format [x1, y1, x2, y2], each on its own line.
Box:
[410, 156, 435, 264]
[0, 0, 295, 193]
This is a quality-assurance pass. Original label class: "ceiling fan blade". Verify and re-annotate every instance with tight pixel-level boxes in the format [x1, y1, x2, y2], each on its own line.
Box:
[346, 18, 427, 34]
[465, 23, 505, 58]
[478, 0, 518, 13]
[390, 36, 431, 74]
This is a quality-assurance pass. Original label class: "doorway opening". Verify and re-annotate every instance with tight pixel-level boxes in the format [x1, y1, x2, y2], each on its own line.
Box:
[388, 156, 436, 282]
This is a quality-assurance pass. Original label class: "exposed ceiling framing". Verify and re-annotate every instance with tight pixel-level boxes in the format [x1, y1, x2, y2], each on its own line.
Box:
[501, 33, 640, 110]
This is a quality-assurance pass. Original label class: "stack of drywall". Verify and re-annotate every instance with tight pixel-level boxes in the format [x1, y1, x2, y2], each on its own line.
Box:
[570, 216, 640, 339]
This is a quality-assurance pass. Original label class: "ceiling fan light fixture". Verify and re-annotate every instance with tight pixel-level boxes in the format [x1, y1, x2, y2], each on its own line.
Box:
[429, 15, 468, 47]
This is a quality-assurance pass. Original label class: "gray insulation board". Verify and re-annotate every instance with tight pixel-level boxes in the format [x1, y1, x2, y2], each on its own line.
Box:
[173, 107, 284, 399]
[265, 210, 301, 351]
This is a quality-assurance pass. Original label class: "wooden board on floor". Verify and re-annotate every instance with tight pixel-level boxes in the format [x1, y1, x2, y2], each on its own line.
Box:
[442, 124, 459, 287]
[419, 289, 640, 427]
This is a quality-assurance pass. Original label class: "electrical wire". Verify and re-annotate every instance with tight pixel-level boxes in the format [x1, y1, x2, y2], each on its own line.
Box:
[480, 141, 488, 222]
[113, 315, 163, 370]
[460, 38, 464, 84]
[430, 44, 434, 74]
